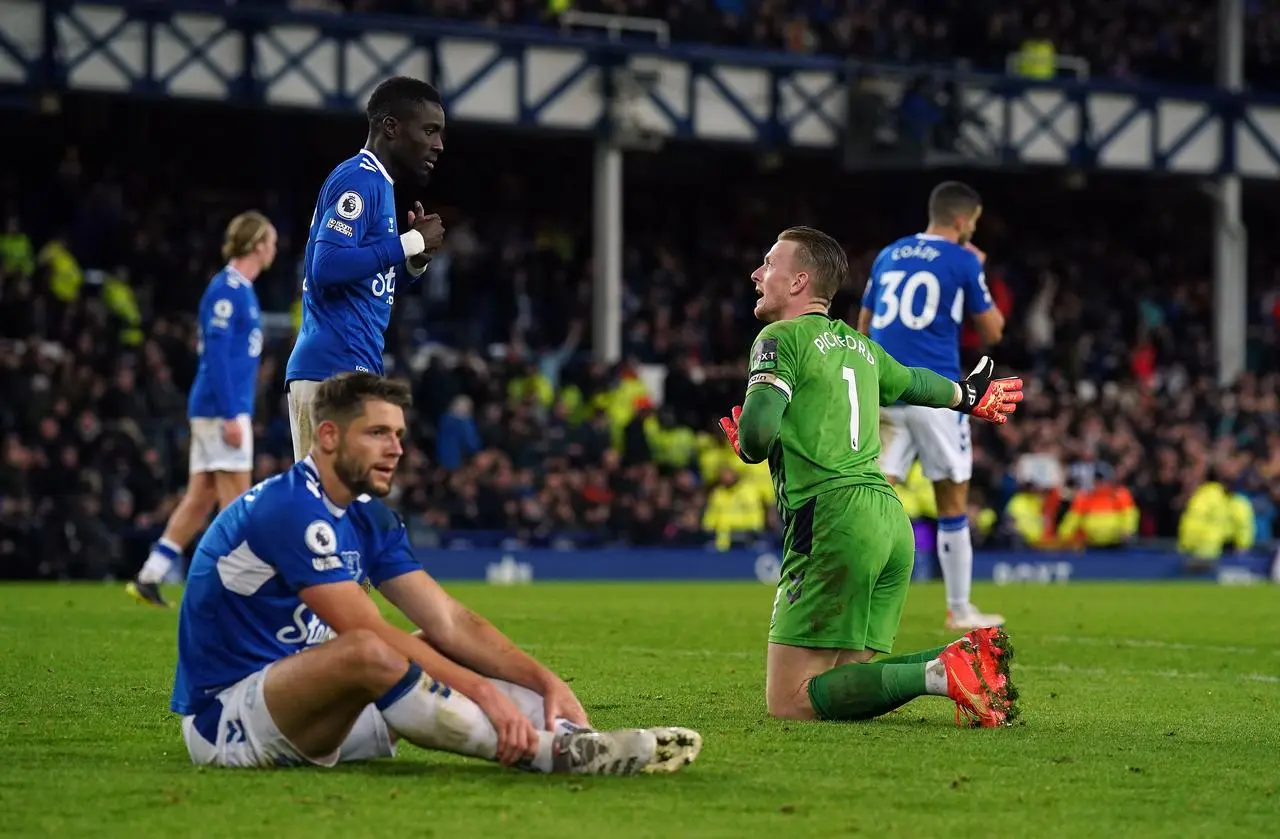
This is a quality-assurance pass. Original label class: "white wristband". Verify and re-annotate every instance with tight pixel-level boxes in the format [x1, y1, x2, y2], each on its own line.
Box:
[400, 229, 426, 259]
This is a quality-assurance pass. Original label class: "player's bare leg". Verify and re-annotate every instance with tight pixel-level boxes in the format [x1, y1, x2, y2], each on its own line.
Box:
[212, 470, 252, 510]
[766, 643, 842, 720]
[128, 472, 218, 607]
[934, 479, 1004, 630]
[262, 629, 401, 757]
[265, 630, 694, 774]
[768, 635, 1016, 727]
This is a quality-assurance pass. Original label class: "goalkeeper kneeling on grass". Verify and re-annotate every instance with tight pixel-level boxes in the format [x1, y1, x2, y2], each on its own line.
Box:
[719, 226, 1022, 727]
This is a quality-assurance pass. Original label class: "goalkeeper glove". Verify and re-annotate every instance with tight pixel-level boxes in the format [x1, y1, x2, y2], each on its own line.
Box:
[957, 356, 1023, 424]
[718, 405, 745, 461]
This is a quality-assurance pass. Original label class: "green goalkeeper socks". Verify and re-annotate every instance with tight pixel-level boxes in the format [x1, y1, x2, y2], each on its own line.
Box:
[807, 660, 931, 721]
[874, 644, 948, 666]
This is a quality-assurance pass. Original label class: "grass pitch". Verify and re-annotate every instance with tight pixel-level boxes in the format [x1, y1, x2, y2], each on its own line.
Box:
[1, 581, 1277, 838]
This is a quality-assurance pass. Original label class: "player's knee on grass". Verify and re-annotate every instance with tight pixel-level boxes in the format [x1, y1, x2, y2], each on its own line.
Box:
[766, 645, 832, 721]
[767, 678, 821, 721]
[767, 653, 876, 721]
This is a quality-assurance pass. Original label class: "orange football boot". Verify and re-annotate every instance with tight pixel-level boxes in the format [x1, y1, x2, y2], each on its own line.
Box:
[938, 634, 1015, 728]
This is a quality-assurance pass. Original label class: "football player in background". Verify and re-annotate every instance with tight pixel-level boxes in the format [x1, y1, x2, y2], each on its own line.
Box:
[858, 181, 1007, 631]
[286, 76, 447, 460]
[720, 226, 1020, 726]
[172, 372, 702, 774]
[127, 211, 276, 607]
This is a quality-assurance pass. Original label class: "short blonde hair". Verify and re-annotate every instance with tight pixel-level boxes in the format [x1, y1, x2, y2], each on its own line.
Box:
[778, 226, 849, 303]
[221, 211, 273, 260]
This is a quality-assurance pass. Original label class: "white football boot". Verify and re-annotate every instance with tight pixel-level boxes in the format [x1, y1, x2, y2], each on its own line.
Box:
[556, 727, 702, 775]
[643, 727, 703, 774]
[945, 605, 1006, 631]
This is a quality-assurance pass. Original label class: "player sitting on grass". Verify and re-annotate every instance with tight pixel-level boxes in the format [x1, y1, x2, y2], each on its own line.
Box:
[718, 226, 1021, 727]
[171, 371, 702, 773]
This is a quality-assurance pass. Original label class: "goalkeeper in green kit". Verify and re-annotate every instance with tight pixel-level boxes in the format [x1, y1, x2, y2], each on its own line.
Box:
[719, 226, 1021, 727]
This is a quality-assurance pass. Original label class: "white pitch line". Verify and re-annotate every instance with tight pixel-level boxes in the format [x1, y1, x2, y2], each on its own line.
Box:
[1032, 634, 1280, 657]
[1015, 662, 1280, 685]
[529, 645, 1280, 687]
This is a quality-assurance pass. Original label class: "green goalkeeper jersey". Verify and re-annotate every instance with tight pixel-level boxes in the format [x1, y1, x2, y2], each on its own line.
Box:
[744, 313, 921, 511]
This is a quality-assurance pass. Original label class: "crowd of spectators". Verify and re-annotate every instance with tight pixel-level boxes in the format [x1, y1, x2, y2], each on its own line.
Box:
[2, 86, 1280, 579]
[257, 0, 1280, 93]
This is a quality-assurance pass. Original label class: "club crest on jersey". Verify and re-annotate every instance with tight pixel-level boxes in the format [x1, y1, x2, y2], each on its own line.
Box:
[753, 338, 778, 371]
[341, 550, 363, 579]
[304, 520, 337, 556]
[336, 191, 364, 221]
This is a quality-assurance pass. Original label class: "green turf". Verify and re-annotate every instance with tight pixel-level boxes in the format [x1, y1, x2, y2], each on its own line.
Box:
[2, 581, 1278, 838]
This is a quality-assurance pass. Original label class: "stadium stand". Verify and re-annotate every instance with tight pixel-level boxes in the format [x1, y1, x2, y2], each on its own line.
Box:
[2, 89, 1278, 582]
[2, 2, 1279, 581]
[252, 0, 1280, 91]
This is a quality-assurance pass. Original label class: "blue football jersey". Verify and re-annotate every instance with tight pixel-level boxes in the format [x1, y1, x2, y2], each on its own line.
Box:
[170, 457, 423, 716]
[861, 233, 993, 381]
[286, 149, 402, 384]
[187, 267, 263, 420]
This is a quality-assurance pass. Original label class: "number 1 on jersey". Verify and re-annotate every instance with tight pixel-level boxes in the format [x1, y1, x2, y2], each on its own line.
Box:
[841, 366, 860, 451]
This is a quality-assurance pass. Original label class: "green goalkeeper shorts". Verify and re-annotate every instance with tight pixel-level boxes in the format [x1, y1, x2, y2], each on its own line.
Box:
[768, 484, 916, 654]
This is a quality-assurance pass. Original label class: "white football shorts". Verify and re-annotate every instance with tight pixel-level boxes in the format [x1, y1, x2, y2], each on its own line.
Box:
[188, 415, 253, 474]
[287, 379, 322, 462]
[181, 662, 397, 768]
[879, 404, 973, 484]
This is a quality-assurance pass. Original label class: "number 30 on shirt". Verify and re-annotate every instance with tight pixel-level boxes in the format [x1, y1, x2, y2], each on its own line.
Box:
[870, 270, 965, 331]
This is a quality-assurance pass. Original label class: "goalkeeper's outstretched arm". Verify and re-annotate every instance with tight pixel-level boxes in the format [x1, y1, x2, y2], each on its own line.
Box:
[737, 366, 965, 463]
[725, 351, 1023, 465]
[881, 351, 1023, 424]
[894, 367, 963, 409]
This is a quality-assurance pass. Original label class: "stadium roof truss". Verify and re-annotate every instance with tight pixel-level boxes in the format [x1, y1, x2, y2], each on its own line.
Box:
[4, 0, 1280, 177]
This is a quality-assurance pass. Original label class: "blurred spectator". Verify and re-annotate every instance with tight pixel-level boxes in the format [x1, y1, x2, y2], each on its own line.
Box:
[701, 467, 766, 551]
[1177, 467, 1257, 566]
[437, 395, 483, 471]
[1058, 464, 1140, 549]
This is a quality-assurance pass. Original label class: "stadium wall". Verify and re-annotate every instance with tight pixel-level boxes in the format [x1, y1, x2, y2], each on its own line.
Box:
[415, 548, 1279, 586]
